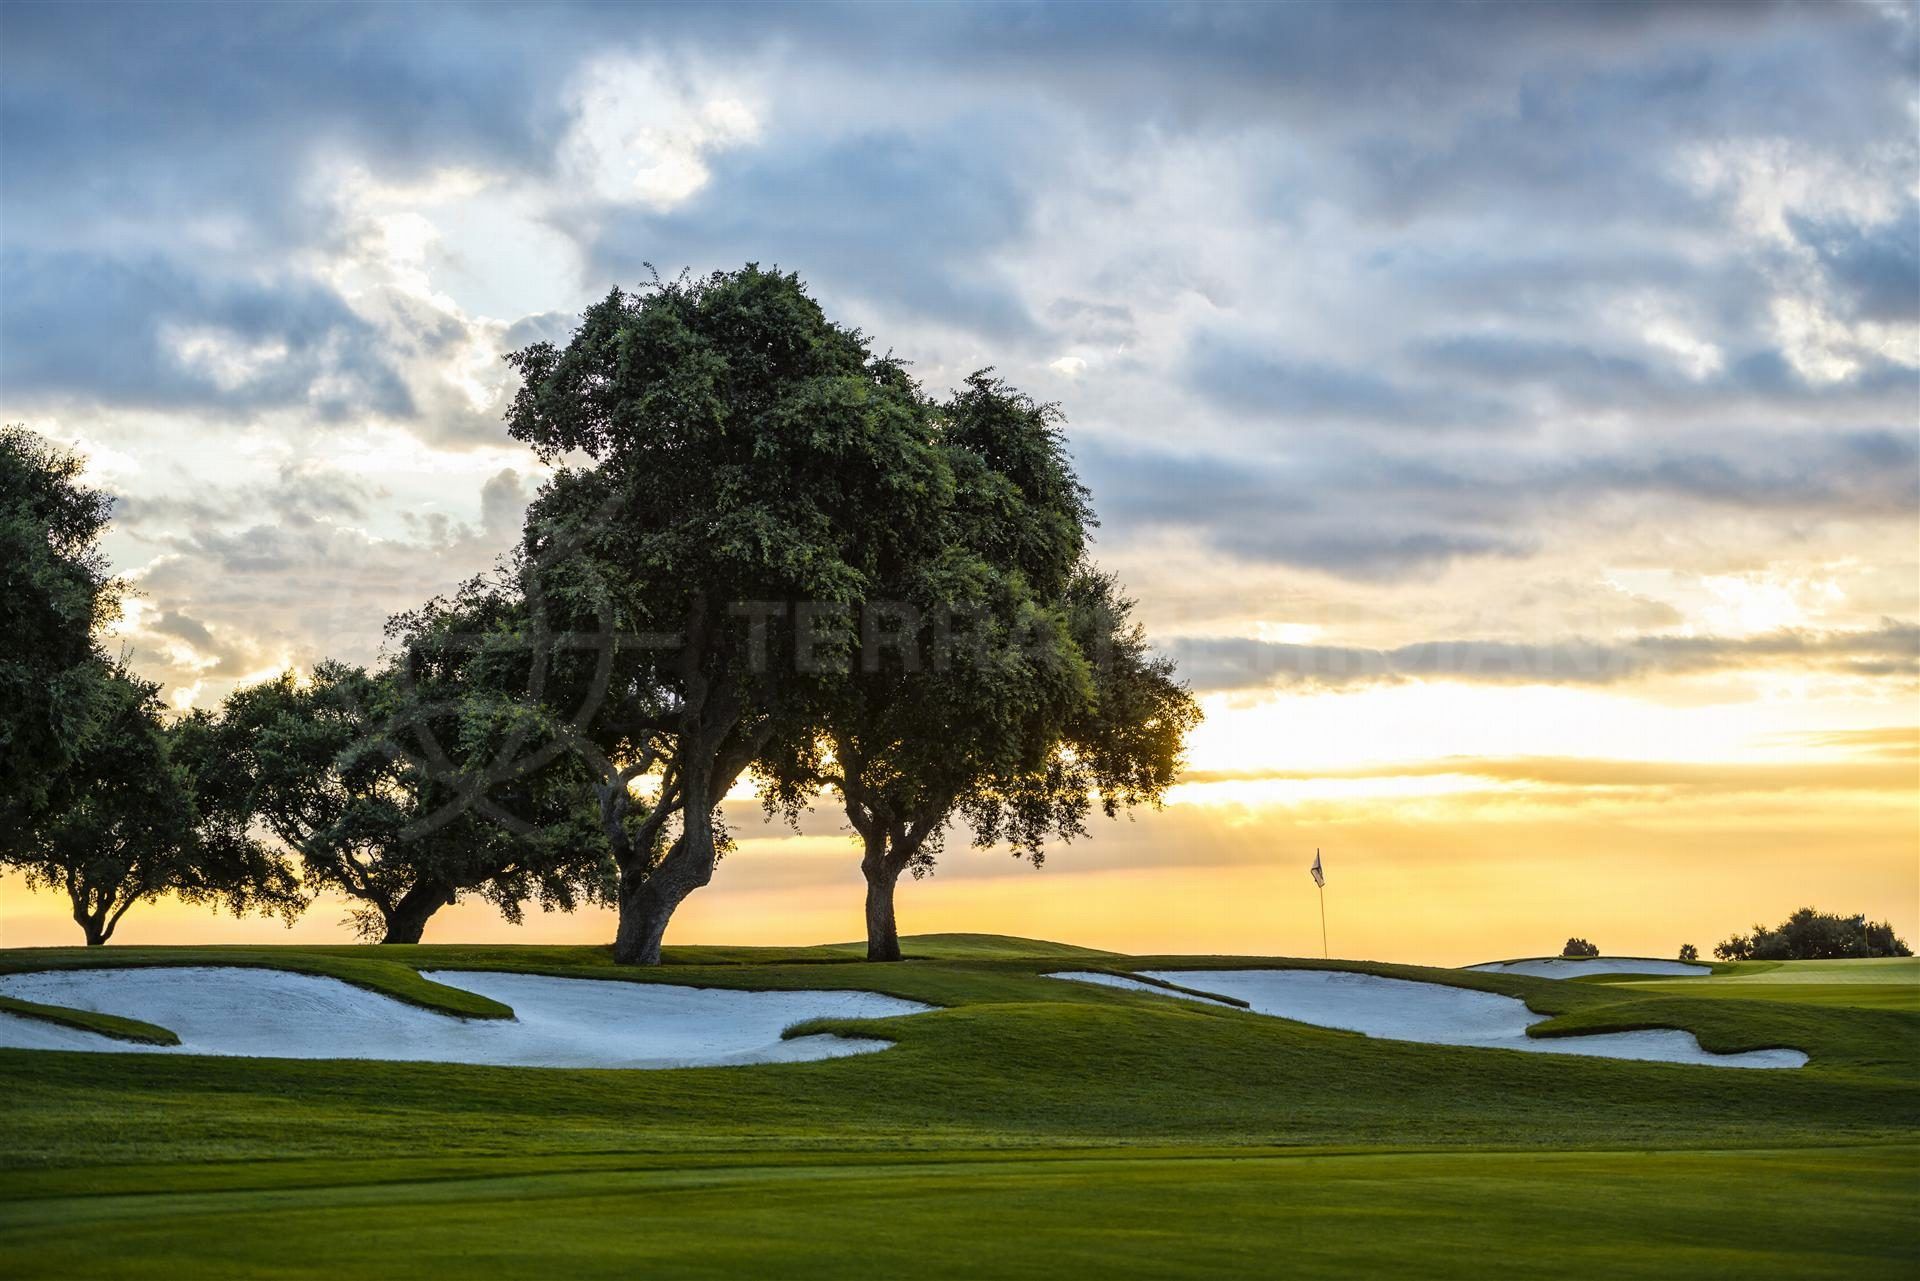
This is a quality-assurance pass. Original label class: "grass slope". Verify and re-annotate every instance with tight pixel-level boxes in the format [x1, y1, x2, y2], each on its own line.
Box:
[0, 995, 178, 1046]
[2, 936, 1915, 1277]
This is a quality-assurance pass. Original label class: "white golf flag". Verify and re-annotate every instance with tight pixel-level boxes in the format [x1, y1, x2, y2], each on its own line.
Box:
[1309, 849, 1325, 888]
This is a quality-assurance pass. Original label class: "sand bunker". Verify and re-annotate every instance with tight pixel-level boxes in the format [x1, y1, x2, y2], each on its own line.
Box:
[1053, 969, 1805, 1069]
[0, 967, 932, 1068]
[1464, 957, 1711, 978]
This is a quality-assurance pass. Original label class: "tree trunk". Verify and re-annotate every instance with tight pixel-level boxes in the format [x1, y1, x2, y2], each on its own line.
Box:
[611, 812, 724, 965]
[69, 884, 109, 946]
[380, 881, 454, 945]
[609, 739, 732, 965]
[613, 876, 690, 966]
[863, 841, 905, 962]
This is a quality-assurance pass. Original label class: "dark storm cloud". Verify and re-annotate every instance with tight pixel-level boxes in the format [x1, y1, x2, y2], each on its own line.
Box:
[0, 251, 412, 417]
[1081, 427, 1918, 578]
[1790, 204, 1920, 324]
[574, 127, 1039, 337]
[1187, 332, 1515, 431]
[148, 610, 218, 652]
[0, 2, 588, 242]
[1412, 330, 1919, 419]
[1167, 619, 1920, 693]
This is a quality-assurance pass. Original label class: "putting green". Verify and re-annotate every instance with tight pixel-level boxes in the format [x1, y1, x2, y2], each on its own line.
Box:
[1707, 958, 1919, 983]
[1609, 958, 1920, 1013]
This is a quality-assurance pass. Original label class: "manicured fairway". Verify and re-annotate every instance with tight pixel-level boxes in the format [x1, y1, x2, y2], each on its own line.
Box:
[2, 936, 1915, 1277]
[1604, 958, 1920, 1013]
[1, 1146, 1913, 1280]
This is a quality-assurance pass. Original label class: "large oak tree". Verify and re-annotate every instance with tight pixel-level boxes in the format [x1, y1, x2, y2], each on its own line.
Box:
[504, 266, 949, 963]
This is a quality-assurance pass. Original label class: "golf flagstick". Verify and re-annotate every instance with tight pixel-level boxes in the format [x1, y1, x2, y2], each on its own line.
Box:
[1309, 849, 1327, 958]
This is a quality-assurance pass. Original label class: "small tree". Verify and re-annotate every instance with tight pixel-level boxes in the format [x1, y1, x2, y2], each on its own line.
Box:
[4, 663, 303, 944]
[1561, 937, 1600, 958]
[1713, 933, 1753, 961]
[1678, 943, 1699, 962]
[221, 659, 608, 943]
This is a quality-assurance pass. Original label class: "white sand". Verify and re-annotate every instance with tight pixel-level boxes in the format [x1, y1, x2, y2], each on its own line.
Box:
[1463, 957, 1711, 978]
[1051, 969, 1806, 1069]
[0, 967, 932, 1068]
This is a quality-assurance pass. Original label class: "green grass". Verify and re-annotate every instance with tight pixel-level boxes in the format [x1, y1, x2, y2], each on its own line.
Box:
[0, 994, 178, 1046]
[0, 1146, 1911, 1279]
[2, 935, 1916, 1276]
[1600, 957, 1920, 1013]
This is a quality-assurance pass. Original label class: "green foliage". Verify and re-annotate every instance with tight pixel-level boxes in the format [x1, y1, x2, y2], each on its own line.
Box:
[757, 372, 1201, 959]
[1562, 937, 1600, 957]
[218, 656, 610, 943]
[1714, 908, 1912, 961]
[505, 266, 958, 962]
[1679, 943, 1699, 962]
[0, 427, 120, 838]
[501, 269, 1201, 962]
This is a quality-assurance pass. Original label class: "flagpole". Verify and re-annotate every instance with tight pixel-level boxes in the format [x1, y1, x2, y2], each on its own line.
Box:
[1317, 848, 1328, 959]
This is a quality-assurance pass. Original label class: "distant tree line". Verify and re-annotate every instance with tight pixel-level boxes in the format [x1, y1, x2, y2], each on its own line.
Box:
[1713, 908, 1911, 961]
[1, 266, 1200, 961]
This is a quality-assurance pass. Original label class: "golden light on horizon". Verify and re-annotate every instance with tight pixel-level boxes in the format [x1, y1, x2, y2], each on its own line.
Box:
[7, 674, 1912, 964]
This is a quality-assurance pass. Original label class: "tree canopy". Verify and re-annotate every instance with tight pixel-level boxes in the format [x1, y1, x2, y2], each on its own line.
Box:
[0, 426, 121, 840]
[6, 661, 302, 945]
[757, 374, 1200, 960]
[504, 265, 953, 963]
[1714, 908, 1911, 961]
[218, 653, 608, 944]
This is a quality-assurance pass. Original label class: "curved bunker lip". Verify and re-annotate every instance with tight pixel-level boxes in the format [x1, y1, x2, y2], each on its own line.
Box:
[0, 966, 933, 1069]
[1050, 969, 1807, 1070]
[1463, 957, 1712, 979]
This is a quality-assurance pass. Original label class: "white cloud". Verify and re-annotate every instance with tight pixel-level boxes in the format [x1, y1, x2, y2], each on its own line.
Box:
[562, 58, 760, 210]
[162, 324, 290, 392]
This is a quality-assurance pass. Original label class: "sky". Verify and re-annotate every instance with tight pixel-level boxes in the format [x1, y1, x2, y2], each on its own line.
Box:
[1, 1, 1915, 963]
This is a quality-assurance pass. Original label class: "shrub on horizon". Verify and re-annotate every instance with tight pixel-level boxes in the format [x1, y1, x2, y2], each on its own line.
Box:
[1712, 907, 1911, 961]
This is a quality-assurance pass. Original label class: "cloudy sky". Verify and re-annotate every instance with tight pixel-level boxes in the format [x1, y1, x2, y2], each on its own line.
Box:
[3, 1, 1915, 960]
